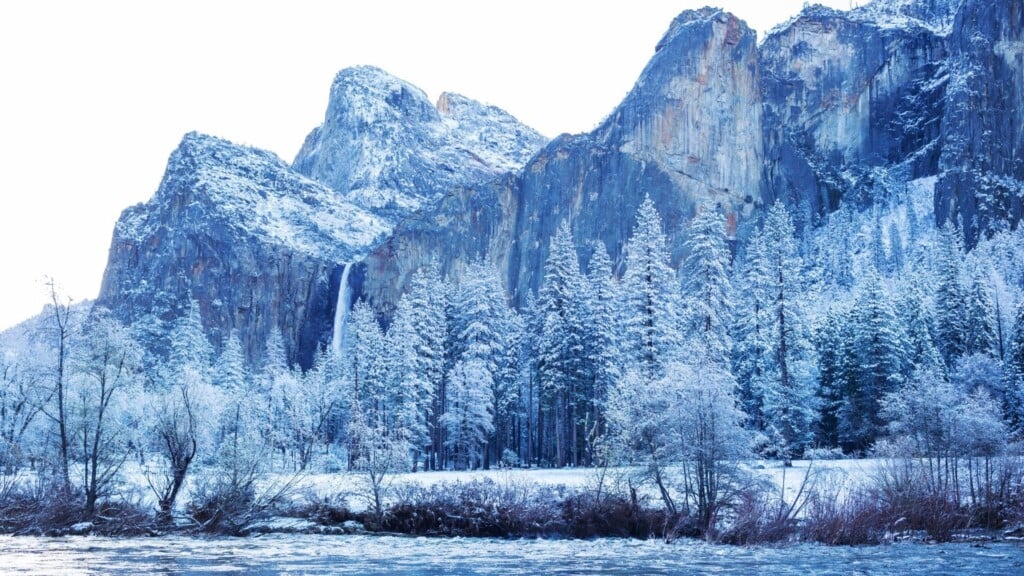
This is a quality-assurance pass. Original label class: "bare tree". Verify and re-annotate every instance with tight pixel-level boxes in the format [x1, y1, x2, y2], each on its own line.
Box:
[147, 377, 199, 524]
[42, 278, 75, 489]
[70, 309, 142, 515]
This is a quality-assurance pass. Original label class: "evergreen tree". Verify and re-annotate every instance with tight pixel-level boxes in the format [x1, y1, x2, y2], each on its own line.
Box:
[815, 306, 854, 448]
[838, 270, 908, 452]
[935, 223, 967, 365]
[581, 241, 621, 462]
[343, 300, 389, 467]
[751, 201, 817, 459]
[733, 232, 771, 431]
[897, 288, 944, 375]
[214, 331, 248, 393]
[963, 268, 998, 357]
[535, 221, 589, 466]
[680, 207, 733, 366]
[1004, 301, 1024, 429]
[888, 221, 905, 272]
[399, 260, 448, 470]
[447, 262, 516, 469]
[169, 299, 213, 372]
[620, 196, 683, 380]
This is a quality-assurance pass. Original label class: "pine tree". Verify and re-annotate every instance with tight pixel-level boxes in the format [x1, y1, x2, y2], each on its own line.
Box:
[963, 268, 998, 357]
[935, 223, 967, 365]
[620, 196, 683, 380]
[753, 201, 817, 459]
[888, 221, 905, 272]
[169, 299, 213, 373]
[815, 306, 854, 448]
[897, 288, 944, 375]
[447, 261, 516, 469]
[733, 232, 772, 431]
[582, 241, 621, 462]
[1005, 301, 1024, 430]
[535, 221, 589, 466]
[214, 331, 248, 392]
[399, 260, 448, 470]
[838, 270, 908, 453]
[386, 296, 434, 470]
[342, 300, 390, 467]
[680, 206, 733, 366]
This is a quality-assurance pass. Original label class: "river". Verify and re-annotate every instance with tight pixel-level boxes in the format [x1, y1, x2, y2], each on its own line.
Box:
[1, 534, 1022, 575]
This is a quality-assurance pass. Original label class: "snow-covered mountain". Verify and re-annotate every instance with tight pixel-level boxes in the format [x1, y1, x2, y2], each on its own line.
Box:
[88, 0, 1022, 368]
[292, 66, 547, 226]
[97, 73, 545, 366]
[359, 0, 1021, 315]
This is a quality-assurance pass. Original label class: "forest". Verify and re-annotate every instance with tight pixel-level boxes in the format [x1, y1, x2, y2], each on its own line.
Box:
[2, 183, 1024, 540]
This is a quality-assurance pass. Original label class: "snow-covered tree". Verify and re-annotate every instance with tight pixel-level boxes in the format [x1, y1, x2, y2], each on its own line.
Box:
[445, 262, 516, 469]
[606, 360, 749, 530]
[837, 271, 907, 453]
[1006, 301, 1024, 429]
[389, 260, 447, 470]
[680, 207, 733, 367]
[535, 220, 589, 467]
[620, 196, 683, 380]
[739, 201, 817, 459]
[442, 357, 494, 470]
[68, 309, 143, 514]
[963, 268, 998, 357]
[934, 224, 967, 365]
[581, 241, 621, 462]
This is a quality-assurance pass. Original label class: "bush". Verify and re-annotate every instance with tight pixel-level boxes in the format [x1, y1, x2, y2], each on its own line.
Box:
[187, 476, 264, 535]
[802, 487, 890, 545]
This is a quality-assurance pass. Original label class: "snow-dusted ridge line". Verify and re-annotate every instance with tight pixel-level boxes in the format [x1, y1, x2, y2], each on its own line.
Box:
[292, 65, 548, 226]
[117, 132, 390, 263]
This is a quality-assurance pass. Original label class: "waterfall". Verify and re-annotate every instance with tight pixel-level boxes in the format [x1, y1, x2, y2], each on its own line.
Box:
[331, 263, 353, 356]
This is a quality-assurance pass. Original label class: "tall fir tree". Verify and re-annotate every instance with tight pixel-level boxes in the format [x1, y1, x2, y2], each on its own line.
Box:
[744, 202, 817, 459]
[447, 261, 517, 469]
[620, 195, 683, 380]
[391, 260, 448, 470]
[897, 288, 944, 375]
[935, 223, 967, 365]
[680, 206, 733, 366]
[733, 232, 772, 431]
[963, 268, 998, 357]
[535, 221, 589, 466]
[838, 270, 908, 453]
[1005, 301, 1024, 430]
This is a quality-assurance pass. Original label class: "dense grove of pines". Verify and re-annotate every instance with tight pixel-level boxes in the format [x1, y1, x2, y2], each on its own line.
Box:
[3, 187, 1024, 538]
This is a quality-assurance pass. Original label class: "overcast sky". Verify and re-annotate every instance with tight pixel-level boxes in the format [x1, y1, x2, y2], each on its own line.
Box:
[0, 0, 854, 330]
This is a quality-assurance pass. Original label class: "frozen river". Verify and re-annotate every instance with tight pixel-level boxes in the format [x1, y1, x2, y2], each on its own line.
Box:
[1, 534, 1022, 575]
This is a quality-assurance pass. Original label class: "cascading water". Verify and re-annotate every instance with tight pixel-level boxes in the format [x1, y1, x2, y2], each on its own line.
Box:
[331, 263, 352, 356]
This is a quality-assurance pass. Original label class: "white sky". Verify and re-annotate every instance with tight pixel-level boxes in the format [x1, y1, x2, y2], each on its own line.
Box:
[0, 0, 853, 331]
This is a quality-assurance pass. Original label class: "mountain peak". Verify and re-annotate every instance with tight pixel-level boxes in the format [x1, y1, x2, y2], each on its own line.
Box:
[328, 65, 439, 126]
[293, 68, 546, 225]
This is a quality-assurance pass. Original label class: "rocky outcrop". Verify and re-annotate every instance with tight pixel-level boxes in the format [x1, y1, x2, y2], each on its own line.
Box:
[97, 132, 388, 366]
[94, 0, 1024, 366]
[360, 8, 763, 312]
[760, 3, 949, 215]
[292, 66, 546, 226]
[935, 0, 1024, 246]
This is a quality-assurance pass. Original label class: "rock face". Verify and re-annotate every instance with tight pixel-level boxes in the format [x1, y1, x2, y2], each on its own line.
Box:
[292, 66, 547, 226]
[97, 133, 389, 366]
[760, 3, 950, 215]
[98, 73, 545, 366]
[935, 0, 1024, 246]
[361, 8, 764, 312]
[95, 0, 1024, 365]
